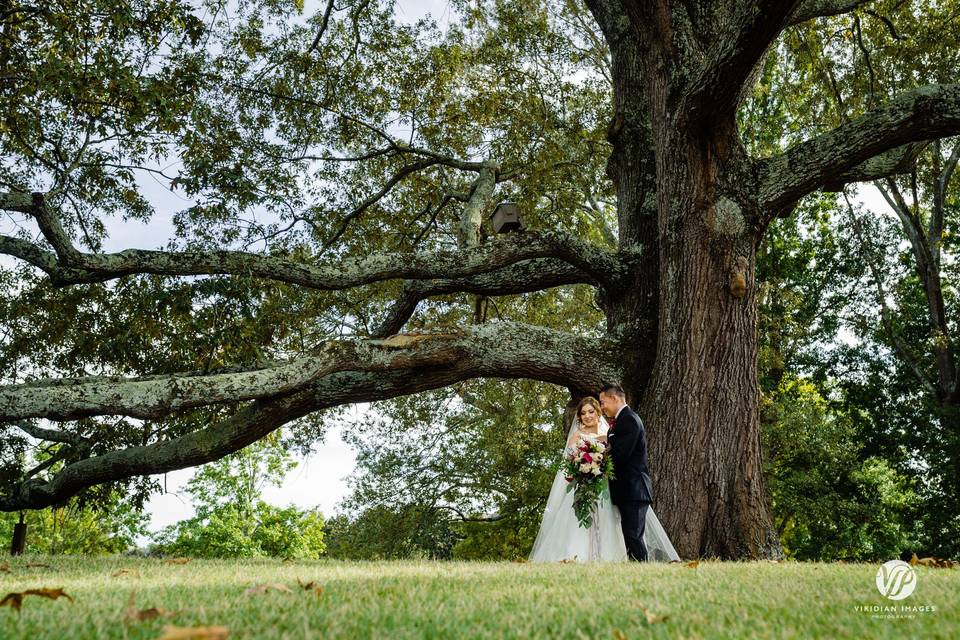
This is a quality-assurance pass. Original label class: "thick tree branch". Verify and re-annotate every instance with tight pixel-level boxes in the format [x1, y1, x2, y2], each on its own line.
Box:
[0, 194, 626, 291]
[0, 322, 620, 423]
[0, 322, 622, 510]
[820, 142, 928, 191]
[459, 162, 497, 248]
[757, 84, 960, 215]
[686, 0, 800, 123]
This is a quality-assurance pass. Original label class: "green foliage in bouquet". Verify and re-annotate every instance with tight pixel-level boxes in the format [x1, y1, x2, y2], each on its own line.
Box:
[563, 436, 613, 529]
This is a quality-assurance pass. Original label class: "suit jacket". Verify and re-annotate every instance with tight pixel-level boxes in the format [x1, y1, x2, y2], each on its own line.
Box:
[607, 406, 653, 505]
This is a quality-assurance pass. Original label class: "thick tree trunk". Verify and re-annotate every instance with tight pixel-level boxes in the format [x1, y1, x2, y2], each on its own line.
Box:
[623, 71, 780, 558]
[594, 3, 659, 391]
[587, 7, 783, 557]
[636, 230, 780, 558]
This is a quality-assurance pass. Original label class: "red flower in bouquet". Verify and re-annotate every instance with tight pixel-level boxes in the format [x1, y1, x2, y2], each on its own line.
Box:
[561, 434, 615, 529]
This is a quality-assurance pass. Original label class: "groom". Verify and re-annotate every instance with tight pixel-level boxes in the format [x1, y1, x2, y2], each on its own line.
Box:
[599, 382, 653, 562]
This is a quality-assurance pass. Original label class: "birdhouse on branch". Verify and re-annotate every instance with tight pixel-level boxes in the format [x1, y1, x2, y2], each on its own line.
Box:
[489, 202, 524, 234]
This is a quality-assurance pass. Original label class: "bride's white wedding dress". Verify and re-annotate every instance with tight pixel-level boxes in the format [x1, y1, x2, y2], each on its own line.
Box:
[529, 429, 680, 563]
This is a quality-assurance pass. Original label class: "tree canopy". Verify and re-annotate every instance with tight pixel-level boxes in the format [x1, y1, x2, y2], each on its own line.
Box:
[1, 0, 959, 559]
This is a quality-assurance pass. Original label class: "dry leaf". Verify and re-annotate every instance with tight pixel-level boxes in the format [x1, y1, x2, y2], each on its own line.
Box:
[127, 607, 176, 622]
[1, 588, 73, 612]
[910, 554, 960, 569]
[243, 583, 292, 596]
[642, 607, 669, 625]
[124, 591, 177, 623]
[0, 562, 9, 573]
[686, 560, 699, 569]
[155, 625, 229, 640]
[512, 556, 528, 563]
[296, 577, 323, 599]
[25, 588, 73, 602]
[0, 593, 23, 611]
[613, 629, 628, 640]
[163, 558, 190, 565]
[113, 569, 142, 578]
[909, 553, 920, 566]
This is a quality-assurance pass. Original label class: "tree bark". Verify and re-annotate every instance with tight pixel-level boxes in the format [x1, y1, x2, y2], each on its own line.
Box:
[628, 103, 781, 557]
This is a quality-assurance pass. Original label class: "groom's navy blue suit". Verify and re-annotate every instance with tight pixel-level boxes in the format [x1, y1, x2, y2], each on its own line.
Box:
[607, 405, 652, 561]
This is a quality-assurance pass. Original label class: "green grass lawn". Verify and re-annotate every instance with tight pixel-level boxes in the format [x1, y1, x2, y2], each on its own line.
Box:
[0, 555, 957, 639]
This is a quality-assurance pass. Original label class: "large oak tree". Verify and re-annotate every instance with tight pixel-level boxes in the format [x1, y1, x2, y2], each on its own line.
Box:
[2, 0, 959, 558]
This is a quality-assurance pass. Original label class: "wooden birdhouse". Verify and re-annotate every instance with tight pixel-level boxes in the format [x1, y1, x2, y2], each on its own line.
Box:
[489, 202, 524, 234]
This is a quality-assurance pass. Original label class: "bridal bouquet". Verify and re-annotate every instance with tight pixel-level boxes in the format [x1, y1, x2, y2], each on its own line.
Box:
[562, 435, 613, 529]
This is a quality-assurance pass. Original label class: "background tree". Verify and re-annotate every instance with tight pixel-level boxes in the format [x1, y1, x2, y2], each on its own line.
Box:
[2, 0, 960, 560]
[0, 489, 147, 555]
[152, 433, 326, 559]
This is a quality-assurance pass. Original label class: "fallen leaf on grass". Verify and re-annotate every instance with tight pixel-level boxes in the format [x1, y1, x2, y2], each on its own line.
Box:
[155, 625, 229, 639]
[613, 629, 628, 640]
[113, 569, 142, 578]
[126, 606, 177, 622]
[642, 607, 669, 625]
[0, 562, 9, 573]
[910, 553, 958, 568]
[124, 591, 177, 623]
[296, 578, 324, 598]
[0, 588, 74, 612]
[512, 557, 528, 563]
[243, 583, 292, 596]
[163, 558, 190, 565]
[685, 560, 699, 569]
[296, 578, 317, 590]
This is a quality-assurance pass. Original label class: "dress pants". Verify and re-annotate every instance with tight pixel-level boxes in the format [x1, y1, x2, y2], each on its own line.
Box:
[619, 500, 649, 561]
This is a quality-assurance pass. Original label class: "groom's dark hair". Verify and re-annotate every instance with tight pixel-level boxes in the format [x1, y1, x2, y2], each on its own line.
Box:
[600, 382, 626, 399]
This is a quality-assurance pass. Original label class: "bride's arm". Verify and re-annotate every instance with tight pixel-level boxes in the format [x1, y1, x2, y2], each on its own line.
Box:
[565, 429, 581, 450]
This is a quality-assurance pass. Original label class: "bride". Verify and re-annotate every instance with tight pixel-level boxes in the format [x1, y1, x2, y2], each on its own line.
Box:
[528, 397, 680, 562]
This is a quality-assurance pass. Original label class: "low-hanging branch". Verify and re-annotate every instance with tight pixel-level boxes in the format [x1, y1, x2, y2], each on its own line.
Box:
[0, 321, 623, 511]
[0, 321, 621, 423]
[0, 192, 626, 292]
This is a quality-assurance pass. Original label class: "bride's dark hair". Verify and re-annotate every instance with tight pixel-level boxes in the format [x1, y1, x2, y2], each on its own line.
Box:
[576, 396, 601, 418]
